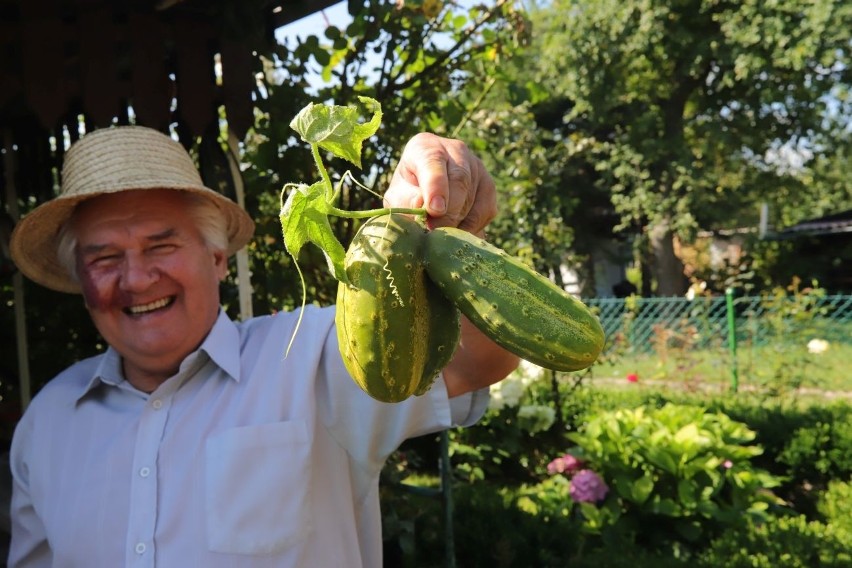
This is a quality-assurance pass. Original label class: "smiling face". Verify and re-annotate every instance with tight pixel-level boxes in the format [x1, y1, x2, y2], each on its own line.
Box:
[70, 189, 229, 390]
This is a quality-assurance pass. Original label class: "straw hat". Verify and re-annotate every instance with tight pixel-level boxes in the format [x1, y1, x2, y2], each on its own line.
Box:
[10, 125, 256, 294]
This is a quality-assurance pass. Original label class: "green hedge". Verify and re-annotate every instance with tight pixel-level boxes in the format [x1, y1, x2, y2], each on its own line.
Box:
[382, 385, 852, 567]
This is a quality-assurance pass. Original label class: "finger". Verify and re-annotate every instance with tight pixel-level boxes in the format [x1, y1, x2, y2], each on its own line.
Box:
[430, 155, 472, 229]
[449, 156, 497, 235]
[383, 175, 424, 210]
[395, 133, 451, 218]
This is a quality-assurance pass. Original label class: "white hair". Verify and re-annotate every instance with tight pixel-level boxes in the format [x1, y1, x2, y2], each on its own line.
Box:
[56, 191, 230, 285]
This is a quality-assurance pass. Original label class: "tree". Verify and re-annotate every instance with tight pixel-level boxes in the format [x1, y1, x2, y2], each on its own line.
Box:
[240, 0, 527, 310]
[460, 0, 851, 296]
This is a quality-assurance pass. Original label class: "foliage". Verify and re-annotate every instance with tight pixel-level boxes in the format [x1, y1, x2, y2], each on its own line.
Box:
[454, 0, 851, 295]
[816, 479, 852, 537]
[0, 282, 102, 436]
[390, 382, 852, 565]
[562, 403, 783, 554]
[778, 419, 852, 489]
[449, 478, 584, 568]
[242, 0, 526, 311]
[697, 514, 852, 567]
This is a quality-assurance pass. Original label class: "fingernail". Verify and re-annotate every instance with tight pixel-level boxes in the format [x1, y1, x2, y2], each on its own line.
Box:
[429, 196, 446, 213]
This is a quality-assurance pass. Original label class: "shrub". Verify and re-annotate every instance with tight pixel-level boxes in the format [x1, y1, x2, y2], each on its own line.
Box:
[817, 479, 852, 537]
[698, 514, 852, 567]
[450, 478, 583, 568]
[562, 403, 783, 553]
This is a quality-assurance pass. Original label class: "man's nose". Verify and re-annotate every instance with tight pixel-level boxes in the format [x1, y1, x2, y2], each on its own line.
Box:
[119, 254, 160, 291]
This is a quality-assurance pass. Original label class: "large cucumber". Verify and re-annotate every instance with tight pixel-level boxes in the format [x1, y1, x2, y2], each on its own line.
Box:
[336, 214, 461, 402]
[424, 227, 605, 372]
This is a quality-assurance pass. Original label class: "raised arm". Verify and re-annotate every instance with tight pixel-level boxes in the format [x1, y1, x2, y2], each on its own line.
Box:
[384, 133, 520, 397]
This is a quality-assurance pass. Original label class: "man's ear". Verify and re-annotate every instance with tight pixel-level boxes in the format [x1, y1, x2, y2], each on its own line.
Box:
[214, 249, 229, 280]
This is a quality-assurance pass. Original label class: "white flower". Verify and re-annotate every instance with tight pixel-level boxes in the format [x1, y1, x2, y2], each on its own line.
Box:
[488, 387, 506, 411]
[489, 376, 526, 410]
[516, 360, 546, 384]
[686, 280, 707, 301]
[807, 338, 830, 355]
[517, 404, 556, 434]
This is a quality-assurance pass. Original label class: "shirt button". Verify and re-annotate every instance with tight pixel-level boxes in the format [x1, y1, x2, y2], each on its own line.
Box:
[139, 467, 150, 478]
[135, 542, 146, 554]
[151, 399, 163, 410]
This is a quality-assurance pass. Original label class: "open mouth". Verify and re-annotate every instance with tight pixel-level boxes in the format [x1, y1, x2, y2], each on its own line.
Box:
[124, 296, 175, 316]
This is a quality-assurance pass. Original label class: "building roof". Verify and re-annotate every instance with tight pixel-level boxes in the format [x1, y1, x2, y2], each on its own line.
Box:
[774, 209, 852, 239]
[0, 0, 337, 212]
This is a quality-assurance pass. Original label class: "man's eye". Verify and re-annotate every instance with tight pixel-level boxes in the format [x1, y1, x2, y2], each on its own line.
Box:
[91, 255, 119, 266]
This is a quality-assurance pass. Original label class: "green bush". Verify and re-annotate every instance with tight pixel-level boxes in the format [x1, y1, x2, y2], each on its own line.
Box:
[450, 479, 583, 568]
[563, 403, 783, 553]
[707, 398, 852, 515]
[380, 382, 852, 565]
[817, 479, 852, 537]
[698, 514, 852, 567]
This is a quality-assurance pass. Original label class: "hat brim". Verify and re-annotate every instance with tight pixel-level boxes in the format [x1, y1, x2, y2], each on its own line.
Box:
[10, 184, 255, 294]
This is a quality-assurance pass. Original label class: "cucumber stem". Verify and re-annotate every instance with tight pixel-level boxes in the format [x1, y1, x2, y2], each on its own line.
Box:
[328, 206, 428, 219]
[312, 144, 334, 200]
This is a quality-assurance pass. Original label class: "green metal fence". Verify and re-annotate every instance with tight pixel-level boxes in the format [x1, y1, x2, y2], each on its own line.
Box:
[586, 293, 852, 353]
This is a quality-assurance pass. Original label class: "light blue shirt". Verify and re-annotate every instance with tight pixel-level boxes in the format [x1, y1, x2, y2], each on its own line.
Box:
[8, 305, 487, 567]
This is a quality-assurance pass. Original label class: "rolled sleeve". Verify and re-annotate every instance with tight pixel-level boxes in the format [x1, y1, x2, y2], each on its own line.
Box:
[448, 386, 490, 428]
[318, 320, 489, 472]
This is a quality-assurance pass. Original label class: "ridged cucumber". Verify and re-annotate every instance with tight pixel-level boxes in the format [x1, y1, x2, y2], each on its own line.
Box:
[424, 227, 605, 372]
[336, 214, 461, 402]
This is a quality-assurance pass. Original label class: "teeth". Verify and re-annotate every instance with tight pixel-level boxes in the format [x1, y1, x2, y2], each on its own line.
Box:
[128, 298, 171, 315]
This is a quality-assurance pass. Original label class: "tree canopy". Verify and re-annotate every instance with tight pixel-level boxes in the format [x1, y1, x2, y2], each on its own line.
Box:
[452, 0, 850, 295]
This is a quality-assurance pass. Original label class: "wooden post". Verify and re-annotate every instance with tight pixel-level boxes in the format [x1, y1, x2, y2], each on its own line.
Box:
[227, 131, 253, 321]
[3, 129, 32, 410]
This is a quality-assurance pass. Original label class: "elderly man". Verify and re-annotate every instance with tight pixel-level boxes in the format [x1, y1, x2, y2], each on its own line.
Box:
[7, 126, 518, 567]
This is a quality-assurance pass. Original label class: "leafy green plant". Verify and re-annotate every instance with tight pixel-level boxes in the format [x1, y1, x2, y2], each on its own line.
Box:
[698, 514, 852, 568]
[563, 403, 784, 553]
[279, 98, 426, 305]
[779, 420, 852, 484]
[817, 480, 852, 538]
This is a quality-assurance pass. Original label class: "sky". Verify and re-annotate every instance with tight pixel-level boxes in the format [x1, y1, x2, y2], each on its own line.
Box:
[276, 1, 352, 43]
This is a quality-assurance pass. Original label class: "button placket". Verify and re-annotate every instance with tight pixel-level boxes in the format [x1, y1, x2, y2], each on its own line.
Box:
[125, 393, 172, 566]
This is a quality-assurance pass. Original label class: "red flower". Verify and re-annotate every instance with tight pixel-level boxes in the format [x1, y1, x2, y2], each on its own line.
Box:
[547, 453, 585, 475]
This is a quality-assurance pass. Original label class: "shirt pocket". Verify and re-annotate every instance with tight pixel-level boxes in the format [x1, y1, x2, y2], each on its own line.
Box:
[204, 419, 313, 555]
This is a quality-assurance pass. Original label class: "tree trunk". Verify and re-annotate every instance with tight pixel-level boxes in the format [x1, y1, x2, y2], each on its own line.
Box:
[648, 219, 688, 297]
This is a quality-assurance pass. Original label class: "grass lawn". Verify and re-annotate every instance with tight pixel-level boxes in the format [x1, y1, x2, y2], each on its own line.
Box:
[589, 340, 852, 395]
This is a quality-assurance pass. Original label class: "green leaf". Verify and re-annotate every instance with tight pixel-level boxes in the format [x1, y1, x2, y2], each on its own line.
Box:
[649, 496, 681, 517]
[645, 445, 679, 474]
[632, 473, 654, 504]
[289, 96, 382, 168]
[677, 478, 697, 509]
[674, 520, 702, 542]
[280, 182, 349, 283]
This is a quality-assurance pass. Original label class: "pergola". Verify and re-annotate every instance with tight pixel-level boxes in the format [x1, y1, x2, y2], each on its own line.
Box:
[0, 0, 337, 408]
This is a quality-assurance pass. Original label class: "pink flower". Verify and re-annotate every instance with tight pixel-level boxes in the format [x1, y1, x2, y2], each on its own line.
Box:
[569, 469, 609, 503]
[626, 373, 639, 383]
[547, 453, 585, 475]
[722, 460, 733, 469]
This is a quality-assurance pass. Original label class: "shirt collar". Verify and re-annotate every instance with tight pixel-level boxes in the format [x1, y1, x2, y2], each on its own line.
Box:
[75, 309, 243, 402]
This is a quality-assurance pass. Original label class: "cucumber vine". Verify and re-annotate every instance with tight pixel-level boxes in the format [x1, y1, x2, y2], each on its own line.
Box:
[279, 97, 425, 353]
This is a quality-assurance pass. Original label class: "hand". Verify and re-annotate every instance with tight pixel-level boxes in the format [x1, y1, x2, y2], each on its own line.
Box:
[384, 133, 519, 395]
[383, 133, 497, 235]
